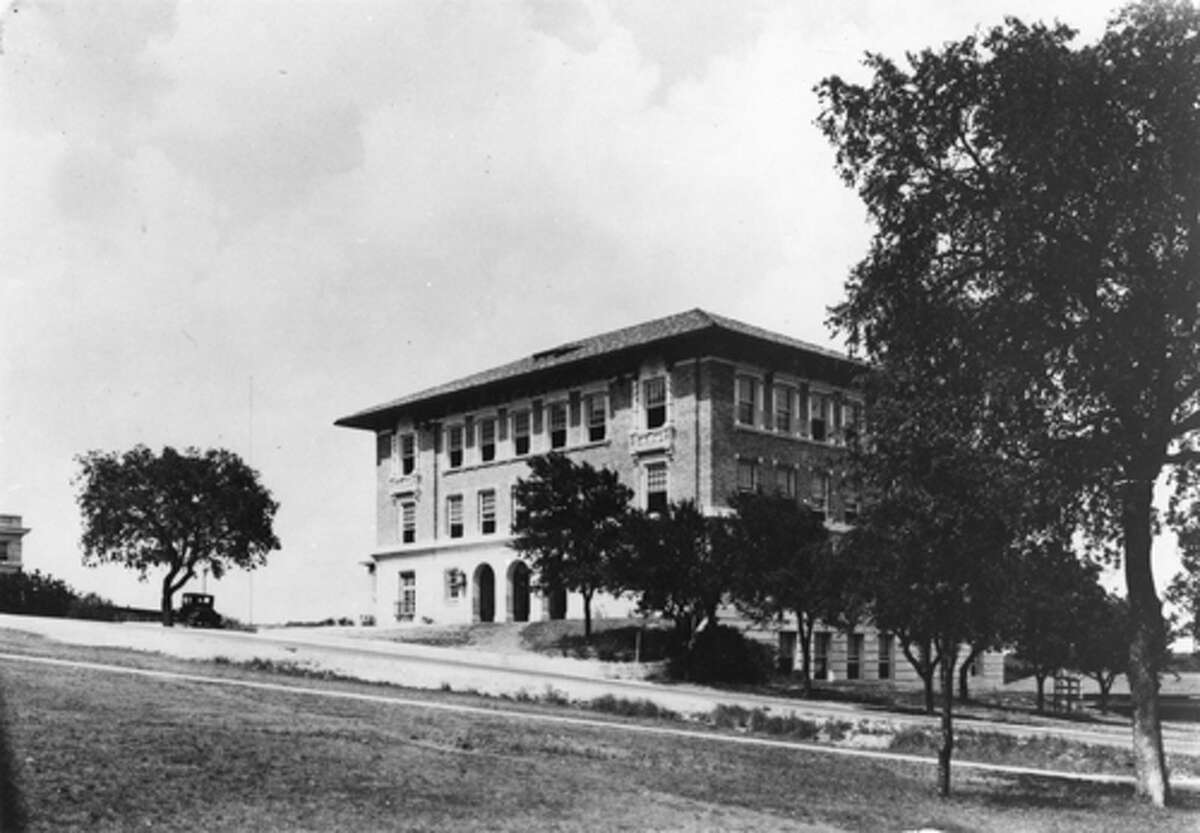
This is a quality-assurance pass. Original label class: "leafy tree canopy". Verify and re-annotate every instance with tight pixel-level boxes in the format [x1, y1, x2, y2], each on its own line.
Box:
[74, 445, 279, 626]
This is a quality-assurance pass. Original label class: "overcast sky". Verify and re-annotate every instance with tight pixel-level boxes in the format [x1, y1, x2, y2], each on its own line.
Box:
[2, 0, 1149, 624]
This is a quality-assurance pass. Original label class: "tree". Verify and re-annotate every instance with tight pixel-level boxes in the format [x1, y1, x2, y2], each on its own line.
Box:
[74, 445, 280, 626]
[614, 500, 737, 661]
[817, 3, 1200, 803]
[510, 453, 632, 638]
[726, 491, 844, 695]
[1072, 590, 1131, 714]
[1006, 542, 1102, 714]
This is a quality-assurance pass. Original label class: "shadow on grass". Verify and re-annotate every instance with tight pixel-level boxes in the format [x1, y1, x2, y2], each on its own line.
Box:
[0, 682, 25, 832]
[976, 774, 1200, 812]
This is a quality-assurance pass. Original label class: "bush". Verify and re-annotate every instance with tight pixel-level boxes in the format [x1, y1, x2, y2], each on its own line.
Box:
[66, 593, 120, 621]
[667, 625, 774, 685]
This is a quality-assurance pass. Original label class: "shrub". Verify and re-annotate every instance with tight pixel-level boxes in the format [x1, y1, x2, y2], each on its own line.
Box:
[588, 695, 678, 720]
[0, 571, 113, 619]
[667, 625, 774, 685]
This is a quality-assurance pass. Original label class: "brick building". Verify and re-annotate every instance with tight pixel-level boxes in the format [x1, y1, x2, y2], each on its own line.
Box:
[336, 309, 1002, 689]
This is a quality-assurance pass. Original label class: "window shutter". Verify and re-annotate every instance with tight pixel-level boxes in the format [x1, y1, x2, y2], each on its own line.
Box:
[464, 415, 475, 448]
[569, 391, 581, 427]
[798, 383, 810, 438]
[609, 378, 630, 414]
[497, 407, 508, 441]
[762, 374, 774, 431]
[376, 431, 393, 464]
[532, 399, 543, 433]
[833, 394, 844, 432]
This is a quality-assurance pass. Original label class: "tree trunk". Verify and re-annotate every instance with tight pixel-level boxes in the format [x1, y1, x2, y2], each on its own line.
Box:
[957, 644, 982, 703]
[582, 590, 593, 640]
[160, 579, 175, 627]
[900, 638, 937, 714]
[1035, 672, 1048, 714]
[937, 642, 958, 798]
[798, 615, 814, 697]
[1123, 475, 1170, 806]
[1098, 674, 1114, 715]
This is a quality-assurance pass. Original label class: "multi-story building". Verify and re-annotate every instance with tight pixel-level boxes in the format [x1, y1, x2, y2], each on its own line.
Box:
[0, 515, 28, 574]
[336, 309, 1002, 689]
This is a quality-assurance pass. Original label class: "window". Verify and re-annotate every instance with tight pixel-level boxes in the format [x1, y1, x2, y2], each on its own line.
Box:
[513, 410, 531, 456]
[643, 377, 667, 429]
[810, 470, 830, 520]
[775, 466, 796, 499]
[0, 542, 7, 561]
[478, 418, 496, 462]
[447, 494, 464, 538]
[736, 459, 758, 493]
[478, 490, 496, 535]
[397, 571, 416, 621]
[399, 433, 416, 475]
[549, 402, 568, 449]
[843, 485, 861, 525]
[444, 568, 466, 601]
[736, 376, 758, 426]
[774, 385, 794, 433]
[810, 393, 829, 442]
[645, 462, 668, 514]
[814, 631, 831, 680]
[447, 425, 464, 468]
[878, 634, 893, 680]
[400, 501, 416, 544]
[586, 393, 607, 442]
[847, 633, 863, 680]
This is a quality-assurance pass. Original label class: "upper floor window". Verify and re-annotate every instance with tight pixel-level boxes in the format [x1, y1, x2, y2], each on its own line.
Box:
[400, 501, 416, 544]
[478, 489, 496, 535]
[549, 402, 568, 449]
[479, 418, 496, 463]
[774, 385, 794, 433]
[399, 433, 416, 475]
[447, 494, 464, 538]
[810, 393, 830, 442]
[736, 459, 758, 493]
[645, 462, 668, 514]
[447, 425, 464, 468]
[643, 377, 667, 429]
[585, 393, 607, 442]
[736, 376, 758, 426]
[513, 410, 531, 456]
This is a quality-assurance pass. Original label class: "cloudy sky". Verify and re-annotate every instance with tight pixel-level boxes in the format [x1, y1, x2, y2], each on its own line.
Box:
[1, 0, 1141, 624]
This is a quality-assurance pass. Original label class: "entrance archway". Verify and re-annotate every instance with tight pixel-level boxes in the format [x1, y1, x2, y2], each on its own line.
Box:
[473, 563, 495, 623]
[546, 585, 567, 620]
[507, 562, 531, 623]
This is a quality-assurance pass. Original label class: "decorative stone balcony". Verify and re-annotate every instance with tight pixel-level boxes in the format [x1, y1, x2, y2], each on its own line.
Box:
[629, 425, 675, 456]
[387, 471, 421, 497]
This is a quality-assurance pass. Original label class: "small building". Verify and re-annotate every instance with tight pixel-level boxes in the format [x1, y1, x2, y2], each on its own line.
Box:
[0, 515, 28, 574]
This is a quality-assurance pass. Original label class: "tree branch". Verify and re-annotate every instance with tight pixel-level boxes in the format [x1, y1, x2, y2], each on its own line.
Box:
[1164, 449, 1200, 466]
[1173, 409, 1200, 439]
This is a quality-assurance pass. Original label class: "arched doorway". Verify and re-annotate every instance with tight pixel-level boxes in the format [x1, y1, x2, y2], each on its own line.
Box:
[473, 563, 495, 623]
[507, 562, 531, 623]
[546, 585, 567, 620]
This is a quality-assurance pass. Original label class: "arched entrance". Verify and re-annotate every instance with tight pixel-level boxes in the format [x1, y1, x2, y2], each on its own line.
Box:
[473, 563, 495, 623]
[507, 562, 531, 623]
[546, 585, 567, 620]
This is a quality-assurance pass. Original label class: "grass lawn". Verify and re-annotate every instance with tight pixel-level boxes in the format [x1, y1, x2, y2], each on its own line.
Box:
[0, 636, 1197, 831]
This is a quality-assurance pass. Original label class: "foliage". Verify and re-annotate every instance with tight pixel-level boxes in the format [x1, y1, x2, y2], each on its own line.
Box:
[817, 1, 1200, 803]
[0, 570, 79, 618]
[1071, 590, 1132, 714]
[665, 624, 774, 685]
[510, 453, 633, 638]
[74, 445, 280, 626]
[726, 491, 842, 694]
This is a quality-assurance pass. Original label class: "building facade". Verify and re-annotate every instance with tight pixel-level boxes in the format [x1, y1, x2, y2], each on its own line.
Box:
[0, 515, 28, 574]
[336, 309, 1003, 688]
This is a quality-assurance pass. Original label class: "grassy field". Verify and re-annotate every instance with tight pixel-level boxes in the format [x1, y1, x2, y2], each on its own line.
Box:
[0, 634, 1197, 832]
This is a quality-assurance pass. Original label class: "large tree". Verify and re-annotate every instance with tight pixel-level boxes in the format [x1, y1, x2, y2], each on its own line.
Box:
[726, 491, 843, 695]
[817, 3, 1200, 804]
[510, 453, 633, 638]
[74, 445, 280, 626]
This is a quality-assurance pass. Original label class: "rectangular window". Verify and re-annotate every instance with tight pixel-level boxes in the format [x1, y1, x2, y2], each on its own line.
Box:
[810, 393, 829, 442]
[399, 433, 416, 475]
[447, 425, 464, 468]
[776, 466, 796, 499]
[447, 494, 464, 539]
[478, 490, 496, 535]
[586, 393, 607, 442]
[444, 568, 465, 601]
[814, 631, 831, 681]
[646, 462, 668, 514]
[847, 633, 863, 680]
[478, 418, 496, 462]
[549, 402, 568, 449]
[736, 459, 758, 493]
[513, 410, 531, 456]
[736, 376, 758, 426]
[400, 501, 416, 544]
[810, 470, 830, 520]
[643, 377, 667, 429]
[397, 571, 416, 622]
[878, 634, 893, 680]
[775, 385, 794, 433]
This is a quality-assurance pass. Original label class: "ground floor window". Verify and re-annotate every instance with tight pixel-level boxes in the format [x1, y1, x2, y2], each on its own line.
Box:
[646, 462, 668, 514]
[847, 633, 863, 680]
[444, 568, 466, 601]
[878, 634, 892, 680]
[813, 631, 830, 680]
[397, 571, 416, 622]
